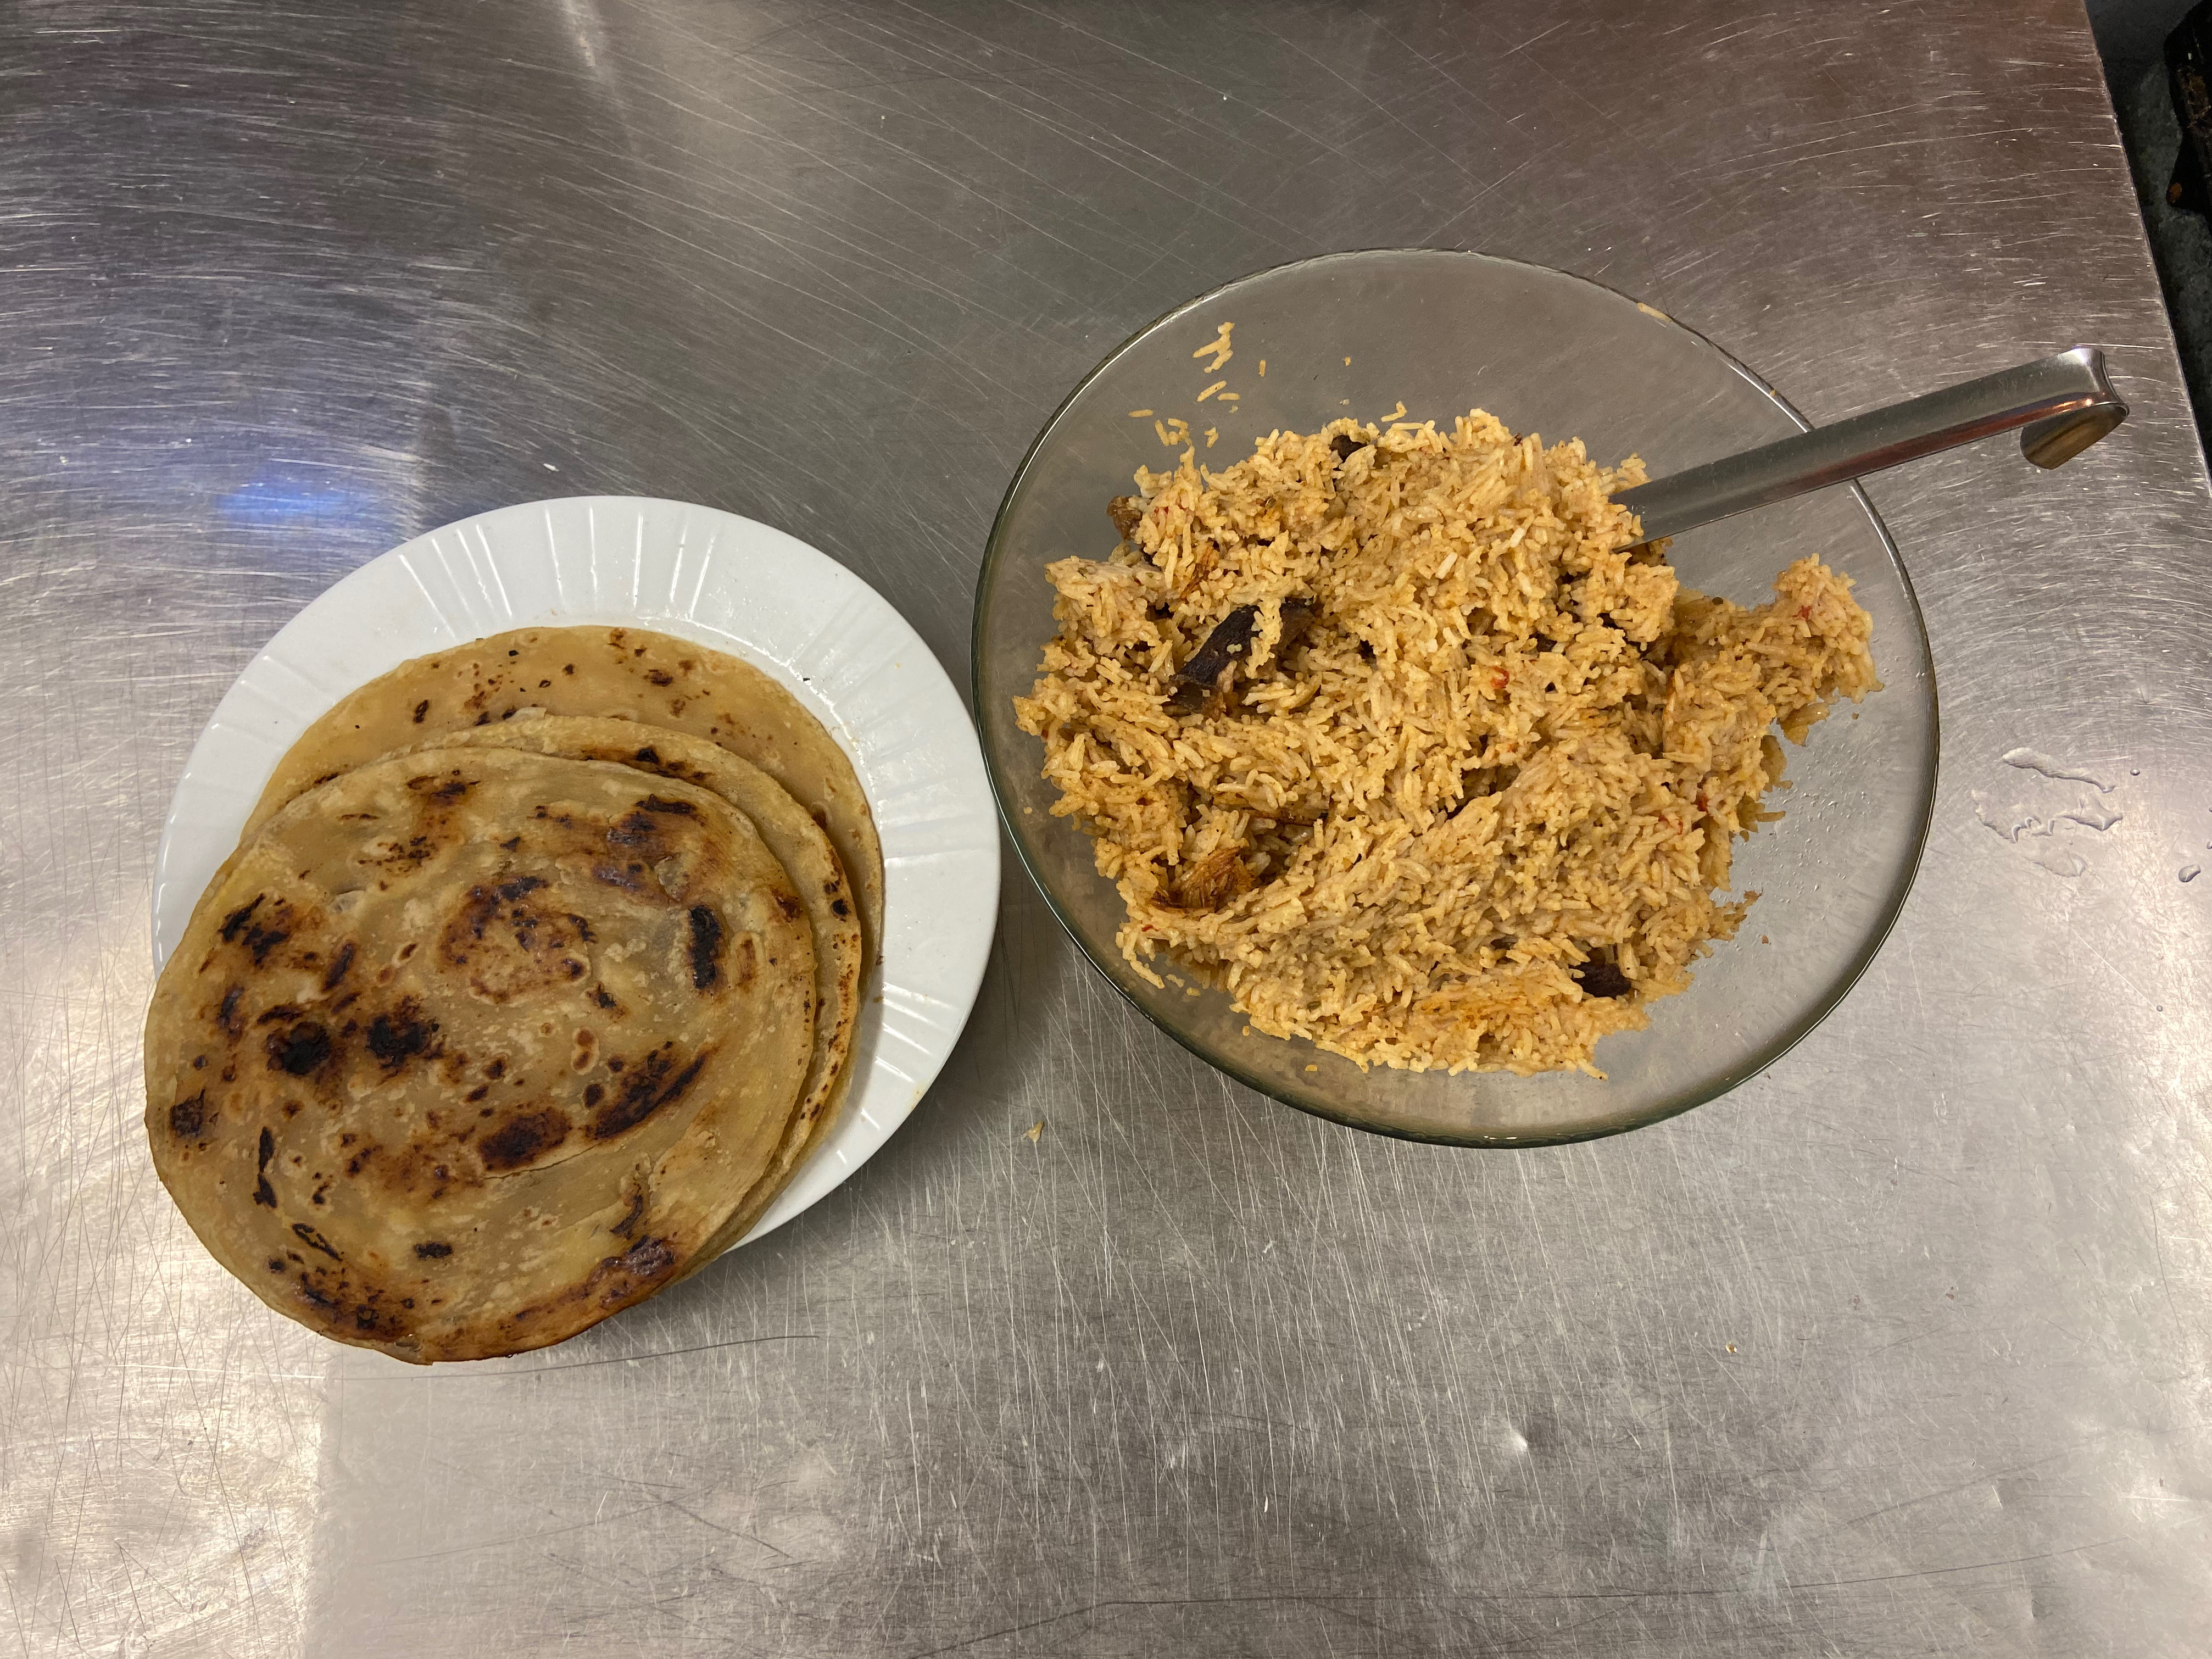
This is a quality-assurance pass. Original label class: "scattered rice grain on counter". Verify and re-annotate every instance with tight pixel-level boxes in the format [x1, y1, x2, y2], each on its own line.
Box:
[1014, 409, 1879, 1076]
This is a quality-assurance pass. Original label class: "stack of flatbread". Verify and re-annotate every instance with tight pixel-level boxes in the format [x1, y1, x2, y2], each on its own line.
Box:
[143, 627, 880, 1363]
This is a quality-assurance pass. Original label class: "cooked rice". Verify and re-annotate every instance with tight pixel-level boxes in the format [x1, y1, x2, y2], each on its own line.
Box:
[1015, 409, 1879, 1076]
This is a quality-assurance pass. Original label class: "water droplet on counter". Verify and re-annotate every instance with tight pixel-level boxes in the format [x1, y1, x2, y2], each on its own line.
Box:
[2023, 843, 2087, 878]
[2184, 865, 2203, 884]
[1972, 790, 2038, 842]
[1974, 792, 2121, 843]
[2002, 747, 2115, 793]
[2053, 802, 2124, 833]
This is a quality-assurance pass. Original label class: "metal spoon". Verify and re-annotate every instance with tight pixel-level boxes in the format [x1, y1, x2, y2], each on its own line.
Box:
[1613, 346, 2126, 544]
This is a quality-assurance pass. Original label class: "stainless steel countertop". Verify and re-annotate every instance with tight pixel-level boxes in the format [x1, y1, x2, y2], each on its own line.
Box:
[4, 3, 2208, 1654]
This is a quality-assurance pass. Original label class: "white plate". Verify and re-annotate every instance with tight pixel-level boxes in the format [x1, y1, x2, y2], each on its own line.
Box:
[154, 496, 1000, 1242]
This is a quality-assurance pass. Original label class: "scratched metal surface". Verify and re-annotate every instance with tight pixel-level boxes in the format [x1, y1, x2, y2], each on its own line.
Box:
[2, 1, 2208, 1654]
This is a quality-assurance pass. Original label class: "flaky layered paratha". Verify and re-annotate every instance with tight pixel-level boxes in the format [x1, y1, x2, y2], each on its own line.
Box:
[244, 626, 883, 957]
[146, 747, 815, 1362]
[401, 716, 863, 1265]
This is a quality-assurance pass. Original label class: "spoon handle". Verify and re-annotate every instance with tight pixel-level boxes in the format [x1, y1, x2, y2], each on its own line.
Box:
[1614, 346, 2126, 544]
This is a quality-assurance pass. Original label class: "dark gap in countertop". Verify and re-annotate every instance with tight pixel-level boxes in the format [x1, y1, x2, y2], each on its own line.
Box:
[2099, 0, 2212, 458]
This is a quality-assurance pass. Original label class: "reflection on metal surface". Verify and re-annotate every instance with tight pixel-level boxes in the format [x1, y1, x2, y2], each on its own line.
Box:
[555, 0, 612, 77]
[3, 0, 2209, 1655]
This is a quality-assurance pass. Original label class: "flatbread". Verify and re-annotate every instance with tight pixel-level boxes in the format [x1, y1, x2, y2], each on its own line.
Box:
[405, 717, 863, 1263]
[146, 747, 816, 1363]
[244, 626, 883, 959]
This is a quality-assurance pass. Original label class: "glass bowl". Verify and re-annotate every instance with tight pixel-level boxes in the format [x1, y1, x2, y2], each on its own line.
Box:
[973, 249, 1937, 1145]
